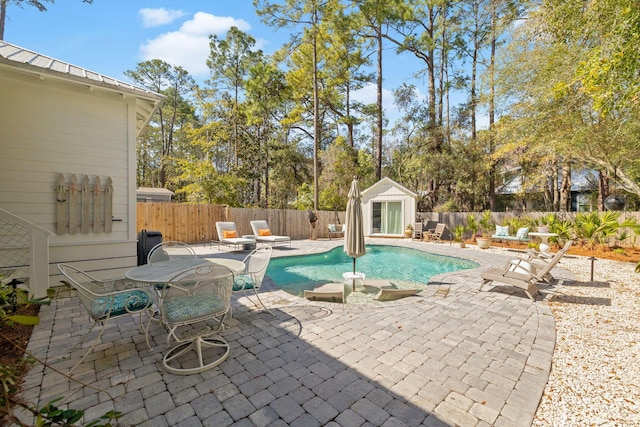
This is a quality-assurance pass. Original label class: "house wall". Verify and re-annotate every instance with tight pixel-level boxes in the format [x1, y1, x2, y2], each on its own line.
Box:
[0, 67, 138, 286]
[362, 180, 416, 236]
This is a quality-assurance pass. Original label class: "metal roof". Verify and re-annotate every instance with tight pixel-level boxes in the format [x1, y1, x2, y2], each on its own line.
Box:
[0, 41, 164, 136]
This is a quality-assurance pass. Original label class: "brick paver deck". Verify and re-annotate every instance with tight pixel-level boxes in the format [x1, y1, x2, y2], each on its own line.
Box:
[17, 238, 563, 426]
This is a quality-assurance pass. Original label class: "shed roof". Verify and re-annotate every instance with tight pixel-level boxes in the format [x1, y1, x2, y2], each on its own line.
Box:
[0, 41, 164, 137]
[362, 177, 418, 198]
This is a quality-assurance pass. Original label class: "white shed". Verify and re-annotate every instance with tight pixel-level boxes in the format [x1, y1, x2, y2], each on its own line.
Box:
[361, 177, 417, 237]
[0, 41, 163, 297]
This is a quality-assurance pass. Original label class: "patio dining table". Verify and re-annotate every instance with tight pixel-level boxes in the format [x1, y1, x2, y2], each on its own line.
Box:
[125, 258, 245, 285]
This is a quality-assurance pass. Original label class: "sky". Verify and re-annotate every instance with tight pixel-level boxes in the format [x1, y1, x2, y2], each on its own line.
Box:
[3, 0, 430, 120]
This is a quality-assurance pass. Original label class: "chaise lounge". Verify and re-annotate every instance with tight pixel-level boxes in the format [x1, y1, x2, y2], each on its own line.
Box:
[250, 220, 291, 247]
[216, 222, 257, 251]
[479, 240, 573, 301]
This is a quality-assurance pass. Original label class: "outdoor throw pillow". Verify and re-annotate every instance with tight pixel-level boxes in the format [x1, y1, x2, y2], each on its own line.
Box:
[258, 229, 272, 236]
[328, 224, 336, 232]
[516, 227, 529, 239]
[223, 230, 237, 239]
[495, 225, 510, 236]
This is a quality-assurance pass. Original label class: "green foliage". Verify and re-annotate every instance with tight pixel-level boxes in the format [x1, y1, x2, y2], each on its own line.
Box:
[291, 183, 315, 211]
[466, 213, 478, 240]
[435, 200, 459, 213]
[34, 397, 122, 426]
[453, 225, 468, 242]
[479, 210, 493, 237]
[572, 211, 629, 247]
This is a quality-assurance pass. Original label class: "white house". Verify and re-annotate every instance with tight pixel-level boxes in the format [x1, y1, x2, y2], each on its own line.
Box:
[361, 177, 417, 237]
[0, 41, 163, 297]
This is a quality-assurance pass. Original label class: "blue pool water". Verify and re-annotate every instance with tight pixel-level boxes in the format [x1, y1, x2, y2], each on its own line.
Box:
[266, 245, 478, 298]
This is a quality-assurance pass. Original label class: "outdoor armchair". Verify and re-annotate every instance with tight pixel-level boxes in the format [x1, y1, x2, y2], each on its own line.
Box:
[57, 263, 153, 373]
[154, 263, 234, 375]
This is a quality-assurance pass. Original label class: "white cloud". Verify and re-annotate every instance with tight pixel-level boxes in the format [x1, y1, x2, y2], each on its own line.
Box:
[352, 83, 399, 116]
[139, 12, 252, 78]
[139, 8, 187, 27]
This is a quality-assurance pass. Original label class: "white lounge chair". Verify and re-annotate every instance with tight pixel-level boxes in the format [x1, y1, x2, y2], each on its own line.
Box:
[250, 220, 291, 247]
[216, 222, 257, 251]
[479, 240, 573, 301]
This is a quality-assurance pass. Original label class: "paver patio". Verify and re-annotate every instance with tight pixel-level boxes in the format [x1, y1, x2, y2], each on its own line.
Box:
[17, 238, 567, 426]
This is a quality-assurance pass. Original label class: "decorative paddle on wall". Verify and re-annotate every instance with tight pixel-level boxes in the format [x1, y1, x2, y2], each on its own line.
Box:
[55, 174, 114, 234]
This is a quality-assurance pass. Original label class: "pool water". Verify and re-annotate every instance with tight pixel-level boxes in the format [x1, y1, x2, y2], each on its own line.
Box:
[266, 245, 478, 300]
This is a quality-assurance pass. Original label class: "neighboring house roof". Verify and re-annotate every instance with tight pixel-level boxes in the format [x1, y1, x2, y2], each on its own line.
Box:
[362, 177, 418, 198]
[498, 169, 599, 195]
[0, 41, 164, 137]
[136, 187, 174, 201]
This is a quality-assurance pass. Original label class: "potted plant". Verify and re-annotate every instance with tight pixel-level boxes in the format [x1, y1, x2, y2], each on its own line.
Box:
[466, 213, 478, 242]
[405, 224, 413, 238]
[453, 225, 468, 248]
[476, 210, 493, 249]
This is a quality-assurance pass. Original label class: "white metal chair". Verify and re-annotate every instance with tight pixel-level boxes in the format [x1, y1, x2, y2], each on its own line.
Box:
[232, 246, 273, 314]
[154, 264, 234, 375]
[147, 241, 197, 265]
[57, 263, 153, 373]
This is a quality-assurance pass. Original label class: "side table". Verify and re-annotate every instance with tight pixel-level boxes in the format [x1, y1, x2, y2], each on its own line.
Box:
[343, 271, 365, 292]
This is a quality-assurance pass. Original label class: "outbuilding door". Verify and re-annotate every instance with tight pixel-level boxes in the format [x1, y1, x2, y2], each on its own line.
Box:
[371, 201, 402, 234]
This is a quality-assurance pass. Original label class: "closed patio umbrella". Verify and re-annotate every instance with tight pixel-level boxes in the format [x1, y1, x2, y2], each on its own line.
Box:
[344, 176, 366, 290]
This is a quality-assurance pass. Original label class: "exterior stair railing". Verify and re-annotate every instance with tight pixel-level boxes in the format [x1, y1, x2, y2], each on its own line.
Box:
[0, 208, 52, 299]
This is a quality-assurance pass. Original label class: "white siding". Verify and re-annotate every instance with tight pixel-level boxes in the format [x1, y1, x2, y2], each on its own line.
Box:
[361, 178, 417, 236]
[0, 68, 138, 285]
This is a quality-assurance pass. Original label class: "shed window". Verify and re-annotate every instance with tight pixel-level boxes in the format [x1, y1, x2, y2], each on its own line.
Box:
[372, 201, 402, 234]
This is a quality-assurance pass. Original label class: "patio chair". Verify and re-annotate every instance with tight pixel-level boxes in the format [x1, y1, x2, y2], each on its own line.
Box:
[412, 222, 423, 240]
[57, 263, 153, 373]
[147, 241, 197, 265]
[479, 240, 573, 301]
[250, 220, 291, 247]
[424, 223, 446, 243]
[524, 240, 574, 283]
[328, 223, 346, 240]
[155, 264, 234, 375]
[215, 221, 257, 251]
[232, 246, 273, 314]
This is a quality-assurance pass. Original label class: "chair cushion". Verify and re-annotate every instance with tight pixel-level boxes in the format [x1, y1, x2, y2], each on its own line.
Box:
[258, 229, 272, 236]
[516, 227, 529, 239]
[223, 230, 237, 239]
[91, 290, 150, 320]
[163, 295, 226, 323]
[233, 275, 256, 291]
[495, 225, 510, 236]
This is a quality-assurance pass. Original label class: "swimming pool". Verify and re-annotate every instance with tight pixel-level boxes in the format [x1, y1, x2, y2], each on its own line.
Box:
[266, 245, 478, 300]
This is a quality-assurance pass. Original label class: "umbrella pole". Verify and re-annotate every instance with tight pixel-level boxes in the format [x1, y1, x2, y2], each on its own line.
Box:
[352, 258, 356, 291]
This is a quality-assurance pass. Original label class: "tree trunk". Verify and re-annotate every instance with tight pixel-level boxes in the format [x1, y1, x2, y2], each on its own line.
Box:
[552, 159, 559, 211]
[312, 5, 320, 210]
[598, 168, 609, 211]
[375, 24, 383, 181]
[560, 163, 572, 212]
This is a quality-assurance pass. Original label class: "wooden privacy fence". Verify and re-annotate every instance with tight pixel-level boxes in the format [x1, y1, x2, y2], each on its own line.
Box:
[137, 203, 640, 247]
[136, 203, 345, 244]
